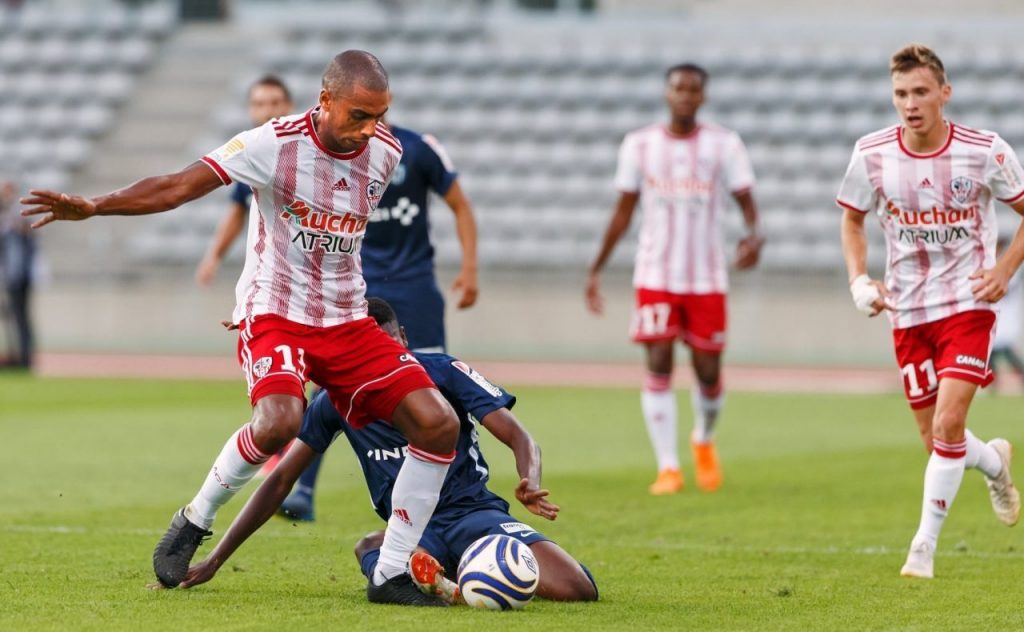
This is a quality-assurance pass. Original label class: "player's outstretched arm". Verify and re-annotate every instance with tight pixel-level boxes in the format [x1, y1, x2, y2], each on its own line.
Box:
[732, 189, 764, 270]
[480, 408, 559, 521]
[196, 202, 247, 286]
[586, 191, 639, 315]
[179, 441, 317, 588]
[20, 162, 224, 230]
[972, 198, 1024, 303]
[840, 207, 890, 316]
[443, 180, 479, 309]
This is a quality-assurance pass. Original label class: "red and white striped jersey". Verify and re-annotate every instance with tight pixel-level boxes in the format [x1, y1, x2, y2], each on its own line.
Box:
[201, 107, 402, 327]
[615, 123, 755, 294]
[837, 122, 1024, 329]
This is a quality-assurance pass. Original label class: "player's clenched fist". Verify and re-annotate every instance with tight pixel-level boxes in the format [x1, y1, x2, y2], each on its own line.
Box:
[20, 190, 97, 229]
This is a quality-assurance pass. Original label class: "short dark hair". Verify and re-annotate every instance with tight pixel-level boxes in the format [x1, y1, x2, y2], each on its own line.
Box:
[665, 63, 709, 87]
[322, 50, 389, 96]
[367, 297, 398, 328]
[249, 74, 293, 102]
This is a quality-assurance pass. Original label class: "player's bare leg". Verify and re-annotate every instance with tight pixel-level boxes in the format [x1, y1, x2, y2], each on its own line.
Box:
[528, 541, 599, 601]
[642, 340, 682, 494]
[366, 387, 457, 606]
[690, 348, 724, 491]
[154, 394, 304, 587]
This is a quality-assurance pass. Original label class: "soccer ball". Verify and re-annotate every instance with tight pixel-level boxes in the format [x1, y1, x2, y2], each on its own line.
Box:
[457, 534, 539, 610]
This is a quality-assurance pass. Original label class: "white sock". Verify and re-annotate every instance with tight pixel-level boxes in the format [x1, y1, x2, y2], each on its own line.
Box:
[641, 374, 679, 471]
[691, 385, 724, 444]
[913, 439, 967, 546]
[372, 447, 453, 585]
[964, 429, 1003, 479]
[184, 423, 270, 530]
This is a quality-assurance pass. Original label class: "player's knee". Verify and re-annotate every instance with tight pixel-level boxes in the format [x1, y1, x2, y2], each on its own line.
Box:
[540, 565, 599, 602]
[414, 399, 459, 454]
[932, 405, 968, 438]
[250, 395, 304, 451]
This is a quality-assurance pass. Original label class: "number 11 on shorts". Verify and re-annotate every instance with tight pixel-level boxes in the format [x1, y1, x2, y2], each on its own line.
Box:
[275, 344, 307, 378]
[901, 359, 937, 397]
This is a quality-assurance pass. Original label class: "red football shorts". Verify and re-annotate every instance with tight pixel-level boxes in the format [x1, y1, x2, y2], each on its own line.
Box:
[630, 289, 726, 352]
[892, 309, 996, 409]
[237, 314, 436, 428]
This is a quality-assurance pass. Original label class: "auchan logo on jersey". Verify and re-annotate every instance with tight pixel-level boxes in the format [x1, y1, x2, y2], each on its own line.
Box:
[280, 200, 367, 235]
[885, 200, 977, 226]
[644, 176, 714, 195]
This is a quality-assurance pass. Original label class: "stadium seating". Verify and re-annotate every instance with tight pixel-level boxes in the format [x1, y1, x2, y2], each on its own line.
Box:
[23, 4, 1023, 273]
[0, 2, 176, 192]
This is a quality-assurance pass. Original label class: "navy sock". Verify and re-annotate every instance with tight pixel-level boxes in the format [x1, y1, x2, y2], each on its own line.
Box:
[360, 549, 381, 580]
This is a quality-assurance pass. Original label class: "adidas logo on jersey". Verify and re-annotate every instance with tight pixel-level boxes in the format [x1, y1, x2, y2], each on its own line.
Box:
[332, 178, 350, 191]
[919, 178, 932, 189]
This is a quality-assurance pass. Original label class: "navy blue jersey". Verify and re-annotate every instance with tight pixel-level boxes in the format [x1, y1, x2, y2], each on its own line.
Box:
[230, 182, 252, 210]
[362, 126, 457, 282]
[299, 352, 515, 521]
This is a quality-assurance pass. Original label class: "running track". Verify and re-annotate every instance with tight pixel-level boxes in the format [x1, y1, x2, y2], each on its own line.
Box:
[34, 352, 900, 394]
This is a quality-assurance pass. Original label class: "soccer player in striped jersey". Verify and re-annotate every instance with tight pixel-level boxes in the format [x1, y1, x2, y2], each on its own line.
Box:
[22, 51, 459, 605]
[587, 63, 763, 495]
[278, 124, 480, 522]
[838, 44, 1022, 578]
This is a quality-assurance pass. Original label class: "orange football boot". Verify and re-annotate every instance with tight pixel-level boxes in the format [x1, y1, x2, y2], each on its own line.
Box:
[409, 550, 462, 605]
[691, 439, 722, 492]
[648, 468, 684, 495]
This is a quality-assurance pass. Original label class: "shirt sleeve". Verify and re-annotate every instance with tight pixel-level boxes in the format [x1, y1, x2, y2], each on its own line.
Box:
[723, 132, 755, 193]
[297, 391, 345, 454]
[201, 121, 278, 190]
[419, 133, 458, 197]
[442, 358, 516, 421]
[835, 146, 877, 213]
[985, 135, 1024, 204]
[613, 133, 642, 193]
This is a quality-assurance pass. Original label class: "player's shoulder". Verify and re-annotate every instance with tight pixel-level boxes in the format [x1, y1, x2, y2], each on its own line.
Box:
[854, 124, 900, 153]
[623, 123, 663, 142]
[371, 122, 403, 158]
[951, 122, 1000, 151]
[413, 351, 456, 378]
[268, 111, 310, 140]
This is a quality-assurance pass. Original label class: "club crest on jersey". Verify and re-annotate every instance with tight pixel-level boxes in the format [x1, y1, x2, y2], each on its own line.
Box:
[253, 357, 273, 379]
[950, 177, 974, 204]
[366, 180, 385, 207]
[451, 361, 502, 397]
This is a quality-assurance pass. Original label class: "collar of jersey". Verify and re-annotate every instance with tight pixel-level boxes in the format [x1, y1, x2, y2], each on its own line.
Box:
[897, 120, 954, 159]
[306, 107, 370, 160]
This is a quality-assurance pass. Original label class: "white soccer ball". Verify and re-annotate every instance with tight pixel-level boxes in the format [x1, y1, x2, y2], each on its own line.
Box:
[457, 534, 539, 610]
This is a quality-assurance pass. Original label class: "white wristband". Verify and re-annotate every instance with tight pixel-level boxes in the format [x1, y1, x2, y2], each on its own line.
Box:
[850, 274, 881, 316]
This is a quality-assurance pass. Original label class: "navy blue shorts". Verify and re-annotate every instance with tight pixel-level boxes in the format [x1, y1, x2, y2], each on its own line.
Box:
[364, 275, 446, 352]
[361, 509, 550, 579]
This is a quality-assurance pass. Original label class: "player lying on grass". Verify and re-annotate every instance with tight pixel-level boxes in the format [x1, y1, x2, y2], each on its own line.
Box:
[180, 298, 598, 603]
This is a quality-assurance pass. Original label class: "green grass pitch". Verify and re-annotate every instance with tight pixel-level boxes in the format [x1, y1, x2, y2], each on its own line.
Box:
[2, 375, 1024, 630]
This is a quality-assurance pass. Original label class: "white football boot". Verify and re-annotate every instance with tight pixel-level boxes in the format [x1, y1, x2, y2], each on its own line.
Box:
[899, 538, 935, 579]
[985, 439, 1021, 527]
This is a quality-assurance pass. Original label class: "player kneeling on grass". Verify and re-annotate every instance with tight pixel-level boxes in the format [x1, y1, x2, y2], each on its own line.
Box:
[838, 43, 1022, 579]
[181, 298, 598, 603]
